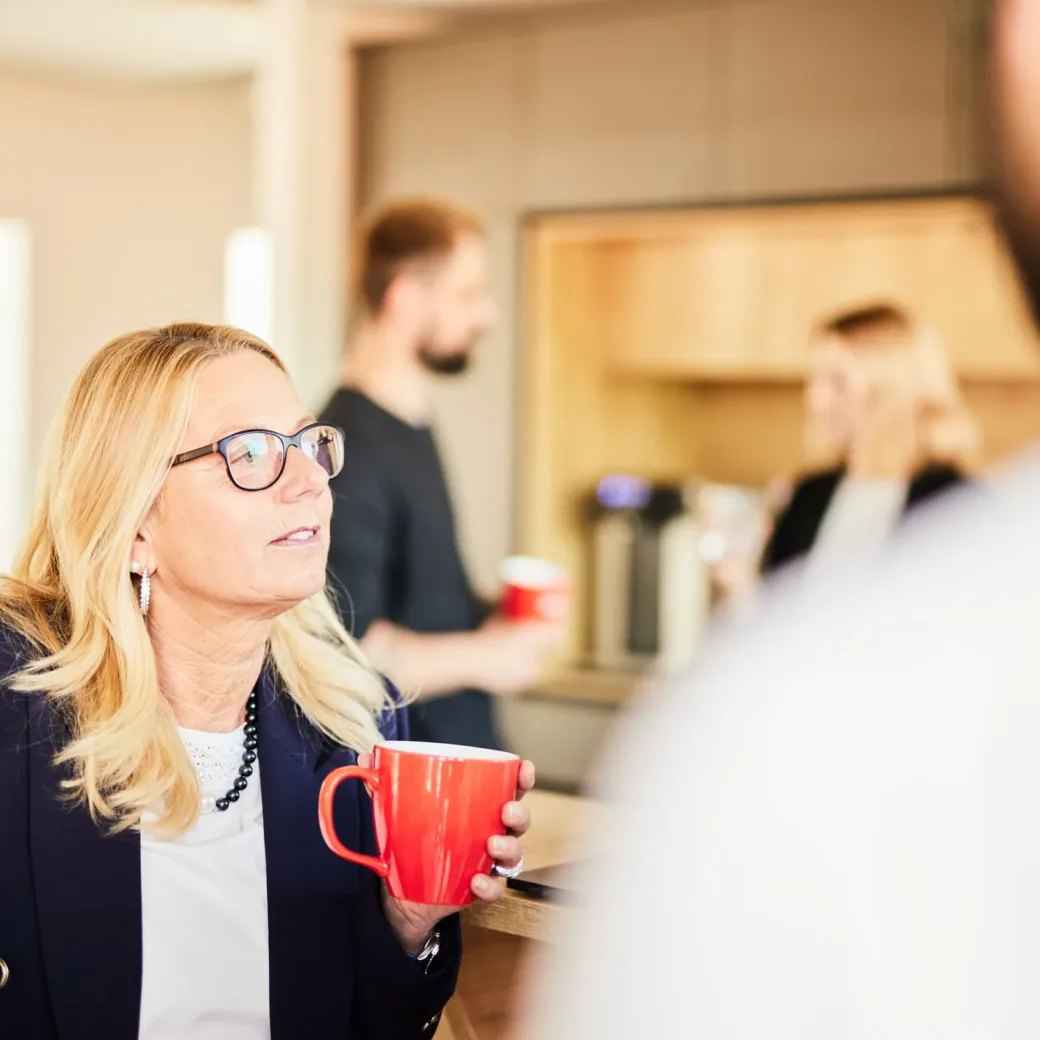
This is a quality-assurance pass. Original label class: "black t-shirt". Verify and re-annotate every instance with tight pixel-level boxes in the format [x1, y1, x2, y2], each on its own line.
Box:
[319, 388, 502, 750]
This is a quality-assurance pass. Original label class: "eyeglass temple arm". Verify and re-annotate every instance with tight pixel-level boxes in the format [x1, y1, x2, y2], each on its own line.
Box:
[170, 443, 219, 467]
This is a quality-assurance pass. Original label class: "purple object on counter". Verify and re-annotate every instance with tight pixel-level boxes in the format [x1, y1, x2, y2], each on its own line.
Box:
[596, 474, 652, 511]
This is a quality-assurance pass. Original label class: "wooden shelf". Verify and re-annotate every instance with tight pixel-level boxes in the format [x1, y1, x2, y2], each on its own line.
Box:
[527, 667, 647, 707]
[609, 359, 805, 382]
[608, 360, 1040, 384]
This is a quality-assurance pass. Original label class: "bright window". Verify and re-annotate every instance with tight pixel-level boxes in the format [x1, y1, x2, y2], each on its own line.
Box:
[223, 227, 273, 342]
[0, 220, 30, 570]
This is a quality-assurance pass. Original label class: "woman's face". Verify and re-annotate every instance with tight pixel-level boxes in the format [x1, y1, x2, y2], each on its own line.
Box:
[141, 351, 333, 620]
[806, 339, 856, 452]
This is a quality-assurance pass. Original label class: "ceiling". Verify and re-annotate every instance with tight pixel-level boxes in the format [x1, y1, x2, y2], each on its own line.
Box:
[0, 1, 264, 82]
[0, 0, 617, 83]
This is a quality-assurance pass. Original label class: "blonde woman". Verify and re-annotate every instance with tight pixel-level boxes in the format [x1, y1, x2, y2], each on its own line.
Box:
[0, 323, 533, 1039]
[761, 303, 977, 575]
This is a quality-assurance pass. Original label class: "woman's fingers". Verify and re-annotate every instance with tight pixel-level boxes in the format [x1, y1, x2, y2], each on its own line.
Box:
[488, 834, 523, 868]
[502, 800, 530, 836]
[472, 873, 507, 903]
[516, 759, 536, 797]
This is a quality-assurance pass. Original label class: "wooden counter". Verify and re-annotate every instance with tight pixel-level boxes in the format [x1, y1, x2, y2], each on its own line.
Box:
[528, 667, 647, 708]
[436, 790, 603, 1040]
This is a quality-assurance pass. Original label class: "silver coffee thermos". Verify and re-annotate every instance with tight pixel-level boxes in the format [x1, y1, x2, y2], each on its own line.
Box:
[586, 475, 709, 673]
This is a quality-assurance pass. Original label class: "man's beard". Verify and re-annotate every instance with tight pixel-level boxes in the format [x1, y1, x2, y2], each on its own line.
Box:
[417, 344, 473, 376]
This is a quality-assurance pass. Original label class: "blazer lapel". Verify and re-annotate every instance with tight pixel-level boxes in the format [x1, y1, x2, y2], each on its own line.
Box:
[258, 668, 362, 1040]
[28, 695, 142, 1040]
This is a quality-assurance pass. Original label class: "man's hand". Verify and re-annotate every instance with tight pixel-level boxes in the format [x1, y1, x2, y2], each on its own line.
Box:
[471, 616, 567, 696]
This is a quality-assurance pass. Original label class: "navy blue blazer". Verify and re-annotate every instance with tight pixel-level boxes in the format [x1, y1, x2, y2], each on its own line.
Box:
[0, 623, 461, 1039]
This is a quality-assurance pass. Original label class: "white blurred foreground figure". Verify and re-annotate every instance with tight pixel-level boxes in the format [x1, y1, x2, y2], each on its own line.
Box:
[527, 471, 1040, 1037]
[523, 2, 1040, 1036]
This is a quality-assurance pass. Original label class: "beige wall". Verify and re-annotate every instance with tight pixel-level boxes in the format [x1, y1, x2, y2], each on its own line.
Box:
[0, 69, 253, 451]
[359, 0, 984, 597]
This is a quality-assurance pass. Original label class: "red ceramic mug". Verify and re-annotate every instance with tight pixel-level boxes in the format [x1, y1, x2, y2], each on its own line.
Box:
[500, 555, 571, 623]
[318, 741, 521, 906]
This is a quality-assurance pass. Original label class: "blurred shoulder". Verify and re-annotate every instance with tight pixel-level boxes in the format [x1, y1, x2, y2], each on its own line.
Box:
[320, 388, 394, 446]
[910, 462, 967, 500]
[794, 467, 843, 493]
[779, 467, 842, 514]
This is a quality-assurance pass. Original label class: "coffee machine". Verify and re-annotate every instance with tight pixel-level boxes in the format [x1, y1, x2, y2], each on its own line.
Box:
[586, 475, 710, 672]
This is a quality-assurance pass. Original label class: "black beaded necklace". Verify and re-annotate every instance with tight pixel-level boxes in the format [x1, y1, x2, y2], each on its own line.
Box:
[214, 690, 259, 812]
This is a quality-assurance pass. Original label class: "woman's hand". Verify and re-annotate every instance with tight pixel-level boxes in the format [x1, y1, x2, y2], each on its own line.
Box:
[357, 754, 536, 955]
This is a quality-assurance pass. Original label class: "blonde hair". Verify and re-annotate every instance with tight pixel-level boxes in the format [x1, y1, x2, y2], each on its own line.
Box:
[807, 302, 978, 475]
[0, 323, 389, 837]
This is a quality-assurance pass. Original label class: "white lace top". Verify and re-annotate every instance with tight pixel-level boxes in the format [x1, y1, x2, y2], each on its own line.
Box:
[138, 725, 270, 1039]
[180, 725, 257, 815]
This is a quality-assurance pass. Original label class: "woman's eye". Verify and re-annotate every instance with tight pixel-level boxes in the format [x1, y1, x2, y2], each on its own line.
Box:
[230, 444, 262, 466]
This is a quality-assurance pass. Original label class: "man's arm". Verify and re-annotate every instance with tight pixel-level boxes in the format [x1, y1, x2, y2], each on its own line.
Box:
[361, 621, 491, 700]
[362, 618, 563, 701]
[327, 462, 560, 700]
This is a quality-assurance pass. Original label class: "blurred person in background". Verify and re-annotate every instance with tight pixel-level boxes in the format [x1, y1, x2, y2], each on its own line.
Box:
[763, 303, 976, 576]
[521, 0, 1040, 1035]
[0, 323, 533, 1039]
[320, 199, 562, 750]
[715, 304, 976, 605]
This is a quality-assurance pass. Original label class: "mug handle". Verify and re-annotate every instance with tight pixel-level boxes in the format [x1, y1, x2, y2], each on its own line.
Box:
[317, 765, 390, 878]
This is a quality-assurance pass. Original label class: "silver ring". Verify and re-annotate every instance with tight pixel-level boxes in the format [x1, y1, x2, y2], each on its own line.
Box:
[491, 855, 524, 880]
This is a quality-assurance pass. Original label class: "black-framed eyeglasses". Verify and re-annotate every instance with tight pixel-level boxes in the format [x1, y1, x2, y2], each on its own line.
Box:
[170, 422, 345, 492]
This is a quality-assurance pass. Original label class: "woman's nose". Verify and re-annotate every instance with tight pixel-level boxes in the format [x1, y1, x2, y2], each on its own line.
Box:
[278, 445, 329, 498]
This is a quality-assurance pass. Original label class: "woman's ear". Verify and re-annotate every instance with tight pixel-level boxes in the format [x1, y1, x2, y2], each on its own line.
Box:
[130, 525, 157, 578]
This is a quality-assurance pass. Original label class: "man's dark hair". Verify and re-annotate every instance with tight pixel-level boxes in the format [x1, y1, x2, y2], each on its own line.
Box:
[355, 198, 484, 315]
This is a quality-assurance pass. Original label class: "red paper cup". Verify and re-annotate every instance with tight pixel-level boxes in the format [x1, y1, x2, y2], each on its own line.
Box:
[499, 555, 570, 623]
[318, 741, 521, 906]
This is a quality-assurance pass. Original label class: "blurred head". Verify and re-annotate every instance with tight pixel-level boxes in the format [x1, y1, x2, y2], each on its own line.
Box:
[357, 197, 496, 375]
[2, 323, 387, 835]
[992, 0, 1040, 322]
[805, 304, 977, 476]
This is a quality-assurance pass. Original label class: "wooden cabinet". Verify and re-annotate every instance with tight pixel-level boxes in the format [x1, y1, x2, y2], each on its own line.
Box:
[519, 196, 1040, 671]
[602, 218, 766, 376]
[602, 197, 1040, 380]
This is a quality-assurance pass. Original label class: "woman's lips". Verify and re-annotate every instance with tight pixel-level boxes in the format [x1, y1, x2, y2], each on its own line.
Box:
[271, 526, 320, 546]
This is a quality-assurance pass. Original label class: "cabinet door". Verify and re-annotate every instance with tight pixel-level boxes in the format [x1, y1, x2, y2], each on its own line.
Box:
[758, 200, 1040, 377]
[603, 222, 767, 377]
[601, 198, 1040, 380]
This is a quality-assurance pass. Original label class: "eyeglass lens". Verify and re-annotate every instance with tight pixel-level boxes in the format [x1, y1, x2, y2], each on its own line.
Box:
[224, 426, 343, 490]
